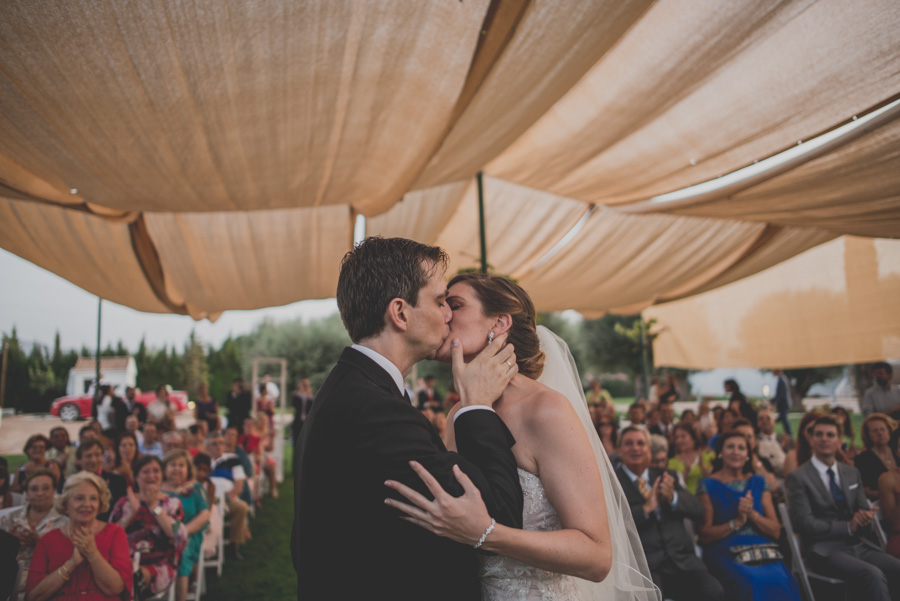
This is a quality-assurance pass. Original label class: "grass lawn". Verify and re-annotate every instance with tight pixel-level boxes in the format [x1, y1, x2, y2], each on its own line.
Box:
[204, 443, 297, 601]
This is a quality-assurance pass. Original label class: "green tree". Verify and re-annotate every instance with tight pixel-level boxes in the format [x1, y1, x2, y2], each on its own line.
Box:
[1, 329, 29, 412]
[208, 337, 243, 402]
[183, 331, 210, 398]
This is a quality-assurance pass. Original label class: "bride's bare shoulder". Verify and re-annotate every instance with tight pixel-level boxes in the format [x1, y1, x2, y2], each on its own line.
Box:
[517, 379, 579, 426]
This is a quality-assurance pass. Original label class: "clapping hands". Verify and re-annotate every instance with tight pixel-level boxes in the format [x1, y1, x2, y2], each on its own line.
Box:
[70, 525, 97, 562]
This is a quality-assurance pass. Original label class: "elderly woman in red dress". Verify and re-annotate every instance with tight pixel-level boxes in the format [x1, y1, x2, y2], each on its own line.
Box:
[25, 471, 131, 601]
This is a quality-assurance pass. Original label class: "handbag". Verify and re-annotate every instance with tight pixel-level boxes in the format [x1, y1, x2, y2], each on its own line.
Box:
[729, 542, 784, 566]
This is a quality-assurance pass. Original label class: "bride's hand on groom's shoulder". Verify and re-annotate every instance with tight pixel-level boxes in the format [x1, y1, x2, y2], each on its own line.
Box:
[452, 333, 517, 408]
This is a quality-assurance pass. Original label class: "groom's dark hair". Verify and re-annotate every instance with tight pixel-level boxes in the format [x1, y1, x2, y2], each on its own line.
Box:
[337, 237, 448, 342]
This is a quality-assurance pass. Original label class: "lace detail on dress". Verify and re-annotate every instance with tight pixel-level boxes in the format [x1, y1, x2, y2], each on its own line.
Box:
[479, 469, 582, 601]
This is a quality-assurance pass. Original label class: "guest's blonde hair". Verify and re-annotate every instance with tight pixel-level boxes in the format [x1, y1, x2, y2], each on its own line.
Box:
[55, 471, 110, 514]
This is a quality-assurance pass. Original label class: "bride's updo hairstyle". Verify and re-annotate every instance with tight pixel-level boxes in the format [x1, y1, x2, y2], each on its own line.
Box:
[448, 273, 545, 380]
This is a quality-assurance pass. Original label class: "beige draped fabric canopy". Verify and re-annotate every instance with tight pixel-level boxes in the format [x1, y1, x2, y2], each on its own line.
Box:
[1, 0, 898, 367]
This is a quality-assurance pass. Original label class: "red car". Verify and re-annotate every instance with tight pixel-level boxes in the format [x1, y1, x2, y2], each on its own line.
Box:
[51, 390, 190, 422]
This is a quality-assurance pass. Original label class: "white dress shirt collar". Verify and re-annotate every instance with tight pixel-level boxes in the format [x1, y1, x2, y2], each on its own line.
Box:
[351, 344, 406, 396]
[811, 454, 842, 489]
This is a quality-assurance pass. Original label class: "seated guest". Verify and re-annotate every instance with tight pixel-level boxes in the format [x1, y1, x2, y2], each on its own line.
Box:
[106, 432, 140, 487]
[191, 454, 217, 520]
[206, 431, 250, 560]
[649, 434, 669, 469]
[615, 426, 724, 601]
[139, 422, 164, 458]
[12, 436, 61, 493]
[0, 469, 67, 598]
[25, 472, 131, 601]
[668, 423, 714, 495]
[186, 424, 205, 457]
[162, 431, 186, 454]
[756, 408, 786, 476]
[697, 400, 717, 443]
[879, 428, 900, 558]
[162, 450, 209, 601]
[596, 413, 620, 467]
[111, 456, 186, 599]
[66, 426, 97, 478]
[786, 415, 900, 601]
[708, 409, 739, 451]
[225, 425, 256, 506]
[124, 415, 144, 447]
[831, 406, 859, 459]
[854, 413, 897, 500]
[624, 403, 646, 429]
[697, 431, 800, 600]
[46, 428, 76, 476]
[732, 419, 779, 494]
[75, 440, 127, 521]
[782, 411, 826, 477]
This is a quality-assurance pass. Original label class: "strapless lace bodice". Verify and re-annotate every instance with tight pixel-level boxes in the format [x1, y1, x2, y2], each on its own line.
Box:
[479, 469, 581, 601]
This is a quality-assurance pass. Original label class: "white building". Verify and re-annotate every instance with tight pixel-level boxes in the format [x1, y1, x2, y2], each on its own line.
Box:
[66, 356, 137, 396]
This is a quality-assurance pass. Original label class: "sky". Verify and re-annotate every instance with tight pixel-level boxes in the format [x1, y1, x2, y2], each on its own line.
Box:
[0, 248, 339, 352]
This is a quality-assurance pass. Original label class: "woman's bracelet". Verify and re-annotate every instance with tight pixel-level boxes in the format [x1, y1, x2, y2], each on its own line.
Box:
[473, 518, 496, 549]
[728, 519, 738, 532]
[58, 565, 71, 580]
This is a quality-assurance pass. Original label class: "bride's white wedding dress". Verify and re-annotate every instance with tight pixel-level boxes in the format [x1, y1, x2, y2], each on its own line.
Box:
[476, 327, 660, 601]
[479, 468, 581, 600]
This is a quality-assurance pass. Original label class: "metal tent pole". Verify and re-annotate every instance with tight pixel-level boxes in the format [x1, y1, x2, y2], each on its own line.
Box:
[477, 172, 487, 273]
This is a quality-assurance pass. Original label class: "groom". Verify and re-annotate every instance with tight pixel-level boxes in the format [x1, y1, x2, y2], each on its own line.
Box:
[292, 237, 524, 600]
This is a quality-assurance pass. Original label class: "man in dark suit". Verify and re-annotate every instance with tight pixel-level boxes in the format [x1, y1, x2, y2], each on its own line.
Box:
[616, 426, 724, 601]
[226, 378, 252, 432]
[292, 237, 523, 601]
[785, 415, 900, 601]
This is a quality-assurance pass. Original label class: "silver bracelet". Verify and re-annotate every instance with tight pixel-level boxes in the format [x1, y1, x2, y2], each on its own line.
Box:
[474, 518, 496, 549]
[728, 519, 738, 532]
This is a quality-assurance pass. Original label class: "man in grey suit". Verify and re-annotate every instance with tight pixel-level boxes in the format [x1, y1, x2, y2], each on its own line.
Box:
[785, 414, 900, 601]
[615, 426, 724, 601]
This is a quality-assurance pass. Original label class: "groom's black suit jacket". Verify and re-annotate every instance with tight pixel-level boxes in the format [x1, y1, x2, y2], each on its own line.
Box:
[292, 347, 523, 600]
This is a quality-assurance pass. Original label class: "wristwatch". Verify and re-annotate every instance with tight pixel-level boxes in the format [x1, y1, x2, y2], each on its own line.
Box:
[152, 505, 163, 516]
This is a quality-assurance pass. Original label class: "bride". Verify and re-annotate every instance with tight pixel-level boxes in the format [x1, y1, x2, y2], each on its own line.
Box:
[385, 273, 660, 601]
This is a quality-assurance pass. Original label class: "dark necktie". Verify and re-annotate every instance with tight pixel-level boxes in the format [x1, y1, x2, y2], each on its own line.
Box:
[403, 391, 412, 405]
[827, 467, 851, 518]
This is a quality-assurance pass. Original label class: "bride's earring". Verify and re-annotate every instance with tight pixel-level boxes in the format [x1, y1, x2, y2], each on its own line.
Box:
[488, 331, 495, 344]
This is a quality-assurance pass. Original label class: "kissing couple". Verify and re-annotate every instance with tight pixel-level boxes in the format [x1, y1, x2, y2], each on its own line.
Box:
[292, 237, 659, 601]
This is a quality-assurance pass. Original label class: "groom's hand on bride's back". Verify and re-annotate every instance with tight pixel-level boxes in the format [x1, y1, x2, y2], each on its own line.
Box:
[452, 332, 517, 407]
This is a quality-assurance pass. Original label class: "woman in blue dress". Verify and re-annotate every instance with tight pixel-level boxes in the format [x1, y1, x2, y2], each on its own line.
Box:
[697, 431, 800, 601]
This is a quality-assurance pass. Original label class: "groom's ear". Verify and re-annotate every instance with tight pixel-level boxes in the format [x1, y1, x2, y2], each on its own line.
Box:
[493, 314, 512, 335]
[386, 298, 410, 332]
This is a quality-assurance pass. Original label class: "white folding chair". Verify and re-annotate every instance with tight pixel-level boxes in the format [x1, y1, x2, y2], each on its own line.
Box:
[201, 485, 228, 580]
[778, 502, 848, 601]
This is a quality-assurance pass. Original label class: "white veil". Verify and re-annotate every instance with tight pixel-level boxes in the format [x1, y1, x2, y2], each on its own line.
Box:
[536, 325, 661, 601]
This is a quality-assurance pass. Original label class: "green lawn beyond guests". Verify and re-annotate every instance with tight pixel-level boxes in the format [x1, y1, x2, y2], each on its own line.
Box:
[205, 445, 297, 601]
